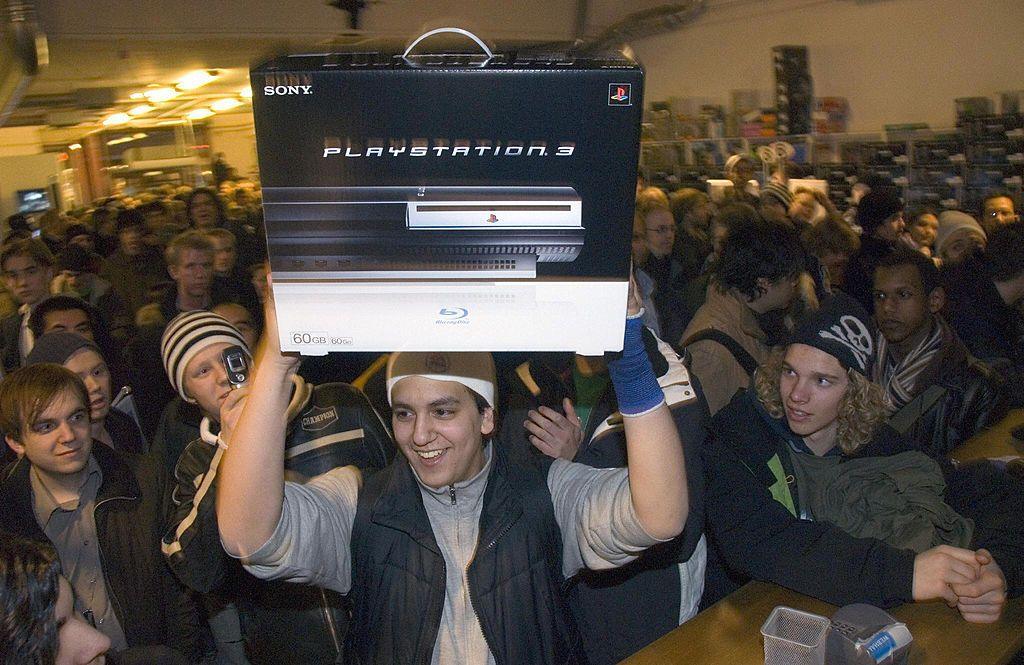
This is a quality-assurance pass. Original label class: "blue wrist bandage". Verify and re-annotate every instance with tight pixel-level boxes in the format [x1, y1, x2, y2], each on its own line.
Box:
[607, 312, 665, 416]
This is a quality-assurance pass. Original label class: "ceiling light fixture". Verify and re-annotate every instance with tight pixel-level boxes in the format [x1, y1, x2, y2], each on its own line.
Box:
[177, 70, 218, 91]
[129, 92, 145, 100]
[127, 104, 155, 116]
[210, 98, 242, 112]
[102, 113, 131, 126]
[131, 132, 148, 139]
[144, 87, 179, 103]
[68, 143, 82, 150]
[240, 86, 252, 98]
[186, 108, 215, 120]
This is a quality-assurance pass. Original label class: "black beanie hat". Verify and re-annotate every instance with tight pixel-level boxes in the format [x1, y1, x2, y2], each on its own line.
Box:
[788, 292, 874, 375]
[26, 331, 102, 367]
[856, 188, 903, 237]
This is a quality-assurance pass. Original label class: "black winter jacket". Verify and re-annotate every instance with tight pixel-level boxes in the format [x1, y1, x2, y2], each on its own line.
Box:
[944, 256, 1024, 407]
[162, 380, 394, 664]
[0, 444, 203, 658]
[887, 326, 1008, 460]
[701, 389, 917, 608]
[347, 443, 583, 665]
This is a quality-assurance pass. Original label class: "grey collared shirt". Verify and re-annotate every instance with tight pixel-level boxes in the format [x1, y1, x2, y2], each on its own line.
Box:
[31, 456, 128, 651]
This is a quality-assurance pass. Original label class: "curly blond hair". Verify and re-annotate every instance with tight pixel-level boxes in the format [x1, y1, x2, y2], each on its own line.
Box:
[754, 348, 891, 454]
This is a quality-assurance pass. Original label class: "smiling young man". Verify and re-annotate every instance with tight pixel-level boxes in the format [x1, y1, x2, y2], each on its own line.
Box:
[216, 283, 690, 664]
[872, 248, 1007, 458]
[0, 364, 201, 659]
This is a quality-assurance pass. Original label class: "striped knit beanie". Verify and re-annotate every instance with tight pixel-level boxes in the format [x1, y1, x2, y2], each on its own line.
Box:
[161, 310, 251, 403]
[759, 181, 794, 209]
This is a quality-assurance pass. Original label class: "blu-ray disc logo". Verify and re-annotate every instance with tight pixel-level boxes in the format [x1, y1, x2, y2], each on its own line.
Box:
[439, 307, 468, 319]
[608, 83, 632, 106]
[437, 307, 470, 325]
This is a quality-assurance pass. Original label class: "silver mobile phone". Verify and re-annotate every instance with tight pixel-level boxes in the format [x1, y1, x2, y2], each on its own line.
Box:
[221, 345, 250, 388]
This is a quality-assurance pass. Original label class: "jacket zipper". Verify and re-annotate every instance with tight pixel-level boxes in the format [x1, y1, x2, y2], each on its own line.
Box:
[318, 587, 342, 658]
[466, 516, 515, 665]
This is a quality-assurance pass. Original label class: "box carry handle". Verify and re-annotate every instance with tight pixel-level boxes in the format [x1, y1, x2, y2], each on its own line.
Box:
[402, 27, 494, 67]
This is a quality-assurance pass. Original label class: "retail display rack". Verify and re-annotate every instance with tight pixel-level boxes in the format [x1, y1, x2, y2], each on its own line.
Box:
[640, 113, 1024, 213]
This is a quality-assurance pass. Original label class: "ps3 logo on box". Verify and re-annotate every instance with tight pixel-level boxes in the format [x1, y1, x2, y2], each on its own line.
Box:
[264, 85, 312, 95]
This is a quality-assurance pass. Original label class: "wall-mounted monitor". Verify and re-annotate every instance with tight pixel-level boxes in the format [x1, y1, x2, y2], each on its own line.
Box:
[16, 188, 51, 213]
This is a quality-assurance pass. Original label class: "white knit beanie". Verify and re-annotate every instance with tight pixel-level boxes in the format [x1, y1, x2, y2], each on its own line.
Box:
[386, 352, 496, 407]
[161, 311, 251, 403]
[935, 211, 986, 256]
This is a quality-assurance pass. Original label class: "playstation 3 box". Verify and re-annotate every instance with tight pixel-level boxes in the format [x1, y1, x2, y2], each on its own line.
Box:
[251, 34, 643, 354]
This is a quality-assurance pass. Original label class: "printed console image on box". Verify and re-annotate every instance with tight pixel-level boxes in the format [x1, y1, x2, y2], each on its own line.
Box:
[252, 33, 644, 354]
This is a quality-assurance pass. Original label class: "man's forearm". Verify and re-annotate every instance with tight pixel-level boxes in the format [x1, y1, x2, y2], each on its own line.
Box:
[217, 361, 295, 557]
[623, 404, 688, 540]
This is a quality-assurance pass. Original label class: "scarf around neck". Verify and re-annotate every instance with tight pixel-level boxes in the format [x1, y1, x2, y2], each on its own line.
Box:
[874, 317, 944, 409]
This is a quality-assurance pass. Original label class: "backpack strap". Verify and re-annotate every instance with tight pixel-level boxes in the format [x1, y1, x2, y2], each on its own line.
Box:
[887, 384, 948, 436]
[682, 328, 760, 376]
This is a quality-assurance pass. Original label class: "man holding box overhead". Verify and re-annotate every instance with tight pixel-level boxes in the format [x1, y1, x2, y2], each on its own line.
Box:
[216, 276, 692, 664]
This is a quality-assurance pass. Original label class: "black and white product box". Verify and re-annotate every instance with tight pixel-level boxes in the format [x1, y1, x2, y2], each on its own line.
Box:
[251, 46, 643, 354]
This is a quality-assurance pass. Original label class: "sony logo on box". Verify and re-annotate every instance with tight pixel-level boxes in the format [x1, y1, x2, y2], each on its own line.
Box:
[262, 73, 313, 96]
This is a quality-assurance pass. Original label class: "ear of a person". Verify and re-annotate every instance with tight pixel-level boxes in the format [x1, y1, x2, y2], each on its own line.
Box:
[480, 407, 496, 437]
[5, 434, 24, 456]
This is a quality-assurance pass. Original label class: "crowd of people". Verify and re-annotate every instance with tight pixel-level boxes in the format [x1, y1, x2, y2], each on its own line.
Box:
[1, 163, 1023, 664]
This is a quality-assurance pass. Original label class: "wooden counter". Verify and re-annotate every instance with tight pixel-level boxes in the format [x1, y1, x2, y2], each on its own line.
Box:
[622, 581, 1024, 664]
[949, 408, 1024, 464]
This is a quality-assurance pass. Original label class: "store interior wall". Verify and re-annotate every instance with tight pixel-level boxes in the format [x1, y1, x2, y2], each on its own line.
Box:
[0, 153, 60, 219]
[207, 112, 258, 181]
[631, 0, 1024, 133]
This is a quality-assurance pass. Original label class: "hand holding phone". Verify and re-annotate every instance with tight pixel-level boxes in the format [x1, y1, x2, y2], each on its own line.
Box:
[222, 345, 250, 388]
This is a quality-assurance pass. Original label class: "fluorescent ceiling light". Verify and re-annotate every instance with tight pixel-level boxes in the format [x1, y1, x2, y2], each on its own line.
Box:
[128, 104, 155, 116]
[102, 113, 131, 126]
[144, 87, 179, 103]
[210, 98, 242, 112]
[131, 132, 148, 139]
[177, 70, 218, 91]
[129, 92, 145, 100]
[240, 86, 252, 98]
[68, 143, 82, 150]
[186, 108, 215, 120]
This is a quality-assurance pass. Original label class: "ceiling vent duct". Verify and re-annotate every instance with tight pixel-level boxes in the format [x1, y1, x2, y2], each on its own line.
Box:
[0, 0, 48, 127]
[582, 1, 706, 54]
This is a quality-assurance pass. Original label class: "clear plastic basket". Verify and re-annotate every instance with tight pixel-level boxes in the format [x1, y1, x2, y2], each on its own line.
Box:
[760, 605, 830, 665]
